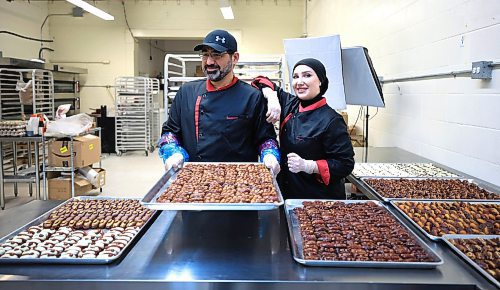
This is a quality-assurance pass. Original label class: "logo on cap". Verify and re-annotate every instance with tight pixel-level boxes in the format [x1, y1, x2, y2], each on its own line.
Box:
[215, 36, 226, 43]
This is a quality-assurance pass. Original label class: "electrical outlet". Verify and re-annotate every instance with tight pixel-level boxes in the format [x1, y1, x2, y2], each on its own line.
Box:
[471, 61, 493, 79]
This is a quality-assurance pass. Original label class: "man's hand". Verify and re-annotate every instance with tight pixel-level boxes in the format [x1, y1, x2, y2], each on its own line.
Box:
[263, 87, 281, 124]
[263, 154, 281, 176]
[165, 153, 184, 172]
[287, 153, 318, 174]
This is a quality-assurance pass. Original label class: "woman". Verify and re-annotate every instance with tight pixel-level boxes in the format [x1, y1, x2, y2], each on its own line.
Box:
[252, 58, 354, 199]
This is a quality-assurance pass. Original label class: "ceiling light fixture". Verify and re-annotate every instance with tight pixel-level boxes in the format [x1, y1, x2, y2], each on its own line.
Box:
[220, 0, 234, 20]
[66, 0, 114, 21]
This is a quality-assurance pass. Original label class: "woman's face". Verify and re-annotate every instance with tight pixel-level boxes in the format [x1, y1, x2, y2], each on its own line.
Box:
[292, 65, 321, 101]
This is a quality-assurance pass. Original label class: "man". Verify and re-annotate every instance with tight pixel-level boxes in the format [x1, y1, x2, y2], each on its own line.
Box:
[159, 29, 280, 175]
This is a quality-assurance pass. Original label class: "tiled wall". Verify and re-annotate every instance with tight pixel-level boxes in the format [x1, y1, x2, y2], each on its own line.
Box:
[307, 0, 500, 186]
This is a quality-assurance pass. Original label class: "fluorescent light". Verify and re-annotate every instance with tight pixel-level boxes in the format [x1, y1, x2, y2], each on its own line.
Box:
[220, 6, 234, 20]
[66, 0, 114, 20]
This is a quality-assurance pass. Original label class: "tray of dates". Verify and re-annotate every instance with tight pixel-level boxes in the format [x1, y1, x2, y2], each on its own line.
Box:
[285, 199, 443, 268]
[141, 163, 283, 211]
[442, 235, 499, 288]
[0, 197, 157, 264]
[352, 163, 460, 178]
[391, 200, 500, 241]
[361, 178, 499, 202]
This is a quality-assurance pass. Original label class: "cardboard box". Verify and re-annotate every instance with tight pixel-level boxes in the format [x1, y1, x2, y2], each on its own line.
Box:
[350, 134, 365, 147]
[48, 135, 101, 168]
[194, 65, 204, 77]
[48, 175, 93, 200]
[340, 111, 348, 125]
[93, 168, 106, 189]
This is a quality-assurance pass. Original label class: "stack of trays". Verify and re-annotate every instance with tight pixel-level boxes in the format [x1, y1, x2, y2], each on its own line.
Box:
[354, 162, 499, 286]
[285, 200, 443, 268]
[141, 163, 283, 210]
[0, 197, 157, 264]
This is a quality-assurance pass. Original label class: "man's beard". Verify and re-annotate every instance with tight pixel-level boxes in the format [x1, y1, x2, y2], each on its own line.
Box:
[203, 58, 233, 82]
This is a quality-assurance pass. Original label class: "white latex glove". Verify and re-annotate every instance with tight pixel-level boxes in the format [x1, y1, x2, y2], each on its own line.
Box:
[287, 153, 318, 174]
[263, 154, 281, 176]
[165, 153, 184, 172]
[263, 87, 281, 124]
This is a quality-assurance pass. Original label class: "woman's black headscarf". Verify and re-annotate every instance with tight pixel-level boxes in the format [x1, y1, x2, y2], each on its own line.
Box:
[293, 58, 329, 96]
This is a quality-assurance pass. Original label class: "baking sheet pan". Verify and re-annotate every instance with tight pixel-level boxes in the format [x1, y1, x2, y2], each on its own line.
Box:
[141, 162, 284, 211]
[284, 199, 443, 268]
[390, 200, 500, 241]
[352, 163, 461, 178]
[442, 234, 499, 289]
[360, 177, 499, 202]
[0, 196, 158, 264]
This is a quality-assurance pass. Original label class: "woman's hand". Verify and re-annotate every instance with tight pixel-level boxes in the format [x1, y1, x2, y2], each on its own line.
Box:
[287, 153, 318, 174]
[263, 87, 281, 124]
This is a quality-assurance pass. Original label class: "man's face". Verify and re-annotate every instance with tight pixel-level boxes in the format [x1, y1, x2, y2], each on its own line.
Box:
[200, 48, 234, 82]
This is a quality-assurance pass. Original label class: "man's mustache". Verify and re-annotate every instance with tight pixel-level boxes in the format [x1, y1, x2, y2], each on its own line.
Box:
[204, 64, 220, 70]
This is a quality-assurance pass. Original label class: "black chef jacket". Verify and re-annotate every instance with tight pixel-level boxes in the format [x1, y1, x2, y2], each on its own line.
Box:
[276, 88, 355, 199]
[162, 77, 277, 162]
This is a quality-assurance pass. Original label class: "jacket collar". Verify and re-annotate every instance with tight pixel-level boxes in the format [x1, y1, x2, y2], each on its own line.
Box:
[298, 97, 327, 112]
[206, 76, 239, 92]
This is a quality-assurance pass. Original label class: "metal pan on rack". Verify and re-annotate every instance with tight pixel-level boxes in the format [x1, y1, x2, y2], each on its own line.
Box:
[0, 197, 158, 264]
[284, 199, 443, 268]
[442, 234, 499, 289]
[141, 162, 284, 211]
[390, 200, 500, 241]
[352, 162, 461, 179]
[360, 177, 499, 202]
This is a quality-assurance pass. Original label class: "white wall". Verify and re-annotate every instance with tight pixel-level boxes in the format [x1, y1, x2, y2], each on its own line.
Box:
[0, 1, 49, 60]
[45, 0, 304, 113]
[307, 0, 500, 186]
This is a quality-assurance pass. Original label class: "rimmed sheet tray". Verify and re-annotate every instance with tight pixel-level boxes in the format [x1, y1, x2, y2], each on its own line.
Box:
[284, 199, 443, 268]
[360, 177, 499, 202]
[390, 200, 500, 241]
[442, 234, 499, 289]
[0, 196, 158, 264]
[352, 163, 461, 178]
[141, 162, 284, 211]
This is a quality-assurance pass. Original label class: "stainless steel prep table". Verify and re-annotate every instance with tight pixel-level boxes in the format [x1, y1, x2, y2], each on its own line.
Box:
[0, 198, 496, 290]
[347, 147, 500, 201]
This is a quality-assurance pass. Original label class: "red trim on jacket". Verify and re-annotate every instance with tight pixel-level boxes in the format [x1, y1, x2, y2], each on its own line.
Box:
[316, 160, 330, 185]
[206, 76, 239, 92]
[194, 95, 202, 141]
[298, 98, 327, 112]
[280, 113, 293, 133]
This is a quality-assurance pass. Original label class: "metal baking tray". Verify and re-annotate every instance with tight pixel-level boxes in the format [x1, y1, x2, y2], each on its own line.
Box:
[141, 162, 284, 211]
[284, 199, 443, 268]
[442, 234, 499, 289]
[361, 177, 499, 202]
[390, 200, 500, 241]
[352, 163, 461, 178]
[0, 196, 158, 264]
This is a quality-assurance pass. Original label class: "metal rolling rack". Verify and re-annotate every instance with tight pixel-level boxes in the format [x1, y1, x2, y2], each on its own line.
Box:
[115, 77, 159, 156]
[0, 68, 54, 209]
[163, 54, 285, 122]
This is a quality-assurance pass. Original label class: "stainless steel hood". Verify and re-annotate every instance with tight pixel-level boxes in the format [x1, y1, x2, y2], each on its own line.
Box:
[0, 55, 51, 70]
[0, 53, 87, 74]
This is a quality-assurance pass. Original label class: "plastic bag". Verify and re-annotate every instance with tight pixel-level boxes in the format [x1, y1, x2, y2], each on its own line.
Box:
[46, 113, 93, 136]
[16, 79, 33, 105]
[55, 104, 72, 120]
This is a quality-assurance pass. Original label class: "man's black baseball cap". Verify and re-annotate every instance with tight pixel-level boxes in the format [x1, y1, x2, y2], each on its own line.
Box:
[194, 29, 237, 53]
